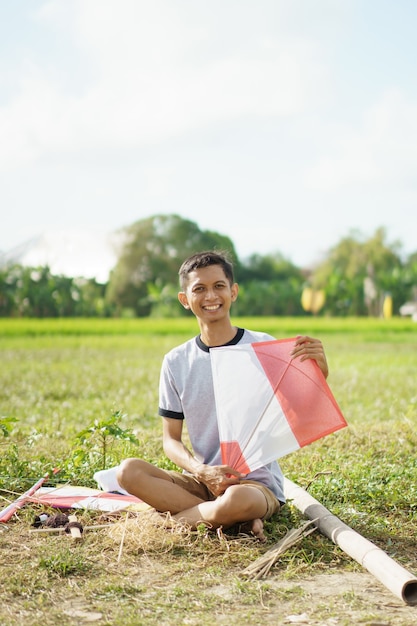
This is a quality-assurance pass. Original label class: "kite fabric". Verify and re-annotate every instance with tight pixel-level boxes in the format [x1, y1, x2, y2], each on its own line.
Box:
[32, 485, 150, 513]
[211, 338, 347, 474]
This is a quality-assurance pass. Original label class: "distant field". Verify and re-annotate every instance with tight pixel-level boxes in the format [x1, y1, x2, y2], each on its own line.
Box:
[0, 316, 416, 625]
[0, 314, 415, 337]
[1, 314, 416, 499]
[1, 314, 416, 448]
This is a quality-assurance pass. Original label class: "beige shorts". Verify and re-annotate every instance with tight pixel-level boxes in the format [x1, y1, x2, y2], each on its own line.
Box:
[165, 470, 281, 520]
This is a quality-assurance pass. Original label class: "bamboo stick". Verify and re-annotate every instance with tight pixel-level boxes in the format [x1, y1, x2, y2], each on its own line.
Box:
[242, 519, 317, 579]
[29, 524, 112, 534]
[284, 477, 417, 606]
[0, 469, 59, 523]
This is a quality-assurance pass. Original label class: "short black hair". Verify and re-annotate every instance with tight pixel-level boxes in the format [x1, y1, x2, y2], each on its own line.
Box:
[178, 251, 234, 290]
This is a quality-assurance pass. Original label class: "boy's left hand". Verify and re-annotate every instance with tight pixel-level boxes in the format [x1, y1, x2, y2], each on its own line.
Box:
[290, 335, 329, 379]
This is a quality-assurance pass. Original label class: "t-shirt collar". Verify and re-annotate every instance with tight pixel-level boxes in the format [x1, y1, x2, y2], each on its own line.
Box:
[196, 327, 244, 353]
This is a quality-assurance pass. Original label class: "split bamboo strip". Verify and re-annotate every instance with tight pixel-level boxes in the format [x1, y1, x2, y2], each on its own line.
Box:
[242, 519, 317, 580]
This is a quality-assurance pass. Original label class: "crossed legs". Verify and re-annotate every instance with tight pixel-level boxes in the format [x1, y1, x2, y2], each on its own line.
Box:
[117, 458, 269, 540]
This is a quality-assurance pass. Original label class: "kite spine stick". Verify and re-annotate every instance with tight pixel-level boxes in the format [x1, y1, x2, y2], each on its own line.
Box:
[0, 468, 60, 523]
[236, 357, 293, 466]
[283, 477, 417, 606]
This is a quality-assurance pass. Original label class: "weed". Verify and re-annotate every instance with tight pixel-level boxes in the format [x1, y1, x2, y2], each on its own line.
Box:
[0, 416, 18, 437]
[38, 546, 92, 578]
[74, 410, 140, 470]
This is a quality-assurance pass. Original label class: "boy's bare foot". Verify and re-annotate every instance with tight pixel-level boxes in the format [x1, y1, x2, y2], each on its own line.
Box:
[238, 518, 266, 542]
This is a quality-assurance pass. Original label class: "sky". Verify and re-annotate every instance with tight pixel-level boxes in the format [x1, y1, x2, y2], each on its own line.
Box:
[1, 0, 417, 268]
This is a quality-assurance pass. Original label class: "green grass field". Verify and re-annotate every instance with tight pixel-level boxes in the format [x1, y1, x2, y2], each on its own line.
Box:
[0, 317, 416, 625]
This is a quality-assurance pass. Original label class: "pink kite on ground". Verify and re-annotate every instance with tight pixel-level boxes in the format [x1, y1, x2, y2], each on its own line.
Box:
[210, 338, 347, 474]
[32, 485, 149, 513]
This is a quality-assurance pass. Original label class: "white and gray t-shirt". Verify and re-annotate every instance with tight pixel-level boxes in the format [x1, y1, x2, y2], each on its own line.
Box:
[158, 328, 286, 503]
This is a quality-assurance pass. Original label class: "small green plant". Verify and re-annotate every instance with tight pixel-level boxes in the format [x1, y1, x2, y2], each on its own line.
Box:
[0, 416, 17, 438]
[75, 410, 139, 470]
[38, 546, 91, 578]
[0, 441, 33, 493]
[196, 522, 210, 538]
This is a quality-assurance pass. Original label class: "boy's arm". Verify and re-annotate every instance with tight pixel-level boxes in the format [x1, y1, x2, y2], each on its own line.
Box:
[162, 417, 242, 496]
[162, 417, 203, 475]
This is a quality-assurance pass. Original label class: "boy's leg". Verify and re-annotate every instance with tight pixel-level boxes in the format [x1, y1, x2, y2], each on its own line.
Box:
[117, 458, 207, 514]
[173, 483, 271, 537]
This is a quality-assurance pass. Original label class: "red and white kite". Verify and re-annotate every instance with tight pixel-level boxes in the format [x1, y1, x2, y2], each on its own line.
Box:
[32, 485, 149, 513]
[211, 338, 347, 474]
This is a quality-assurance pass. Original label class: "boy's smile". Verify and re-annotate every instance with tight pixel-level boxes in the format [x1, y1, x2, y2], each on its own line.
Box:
[178, 265, 238, 323]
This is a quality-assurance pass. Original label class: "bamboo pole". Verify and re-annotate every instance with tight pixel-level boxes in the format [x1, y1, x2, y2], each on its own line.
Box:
[0, 469, 59, 523]
[284, 478, 417, 606]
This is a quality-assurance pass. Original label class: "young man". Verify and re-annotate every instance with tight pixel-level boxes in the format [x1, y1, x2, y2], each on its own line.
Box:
[117, 251, 329, 540]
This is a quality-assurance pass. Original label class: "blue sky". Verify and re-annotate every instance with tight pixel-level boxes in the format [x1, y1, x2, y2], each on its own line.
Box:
[1, 0, 416, 267]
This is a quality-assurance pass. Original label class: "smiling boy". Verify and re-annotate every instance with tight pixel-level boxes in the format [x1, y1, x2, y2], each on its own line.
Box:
[117, 251, 329, 540]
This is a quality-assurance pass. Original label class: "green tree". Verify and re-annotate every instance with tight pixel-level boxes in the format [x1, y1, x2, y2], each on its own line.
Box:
[105, 214, 238, 316]
[0, 266, 18, 315]
[235, 253, 304, 316]
[7, 266, 59, 317]
[311, 228, 404, 316]
[0, 264, 110, 317]
[399, 251, 417, 306]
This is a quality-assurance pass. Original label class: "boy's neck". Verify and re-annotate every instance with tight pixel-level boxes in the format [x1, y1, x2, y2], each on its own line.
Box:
[198, 321, 238, 348]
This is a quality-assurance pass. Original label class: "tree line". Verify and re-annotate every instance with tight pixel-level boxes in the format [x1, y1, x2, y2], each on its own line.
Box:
[1, 214, 416, 318]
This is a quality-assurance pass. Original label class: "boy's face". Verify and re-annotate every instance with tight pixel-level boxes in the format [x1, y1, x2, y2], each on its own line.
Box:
[178, 264, 238, 322]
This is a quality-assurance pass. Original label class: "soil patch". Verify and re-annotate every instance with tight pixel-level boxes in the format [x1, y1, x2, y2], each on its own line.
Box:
[261, 571, 417, 625]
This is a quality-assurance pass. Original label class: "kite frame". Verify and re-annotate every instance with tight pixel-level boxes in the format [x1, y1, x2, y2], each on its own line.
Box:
[0, 468, 60, 523]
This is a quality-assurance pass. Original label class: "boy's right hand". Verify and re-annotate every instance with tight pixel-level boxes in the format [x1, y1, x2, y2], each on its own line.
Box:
[195, 464, 243, 497]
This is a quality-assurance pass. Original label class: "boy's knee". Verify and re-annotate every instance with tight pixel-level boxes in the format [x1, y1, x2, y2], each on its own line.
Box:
[217, 485, 267, 520]
[217, 485, 248, 515]
[117, 458, 140, 490]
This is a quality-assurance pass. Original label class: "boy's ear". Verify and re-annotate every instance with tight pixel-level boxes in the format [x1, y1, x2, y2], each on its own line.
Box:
[231, 282, 239, 301]
[178, 291, 190, 309]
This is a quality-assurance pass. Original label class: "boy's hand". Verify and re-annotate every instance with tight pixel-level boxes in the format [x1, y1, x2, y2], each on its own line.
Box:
[291, 335, 329, 379]
[195, 464, 243, 497]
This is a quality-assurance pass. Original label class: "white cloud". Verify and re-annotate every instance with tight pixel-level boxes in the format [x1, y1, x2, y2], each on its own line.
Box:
[305, 89, 417, 191]
[2, 0, 416, 266]
[0, 0, 329, 170]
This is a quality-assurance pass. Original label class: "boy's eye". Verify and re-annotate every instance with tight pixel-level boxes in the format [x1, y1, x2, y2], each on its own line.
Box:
[192, 283, 226, 293]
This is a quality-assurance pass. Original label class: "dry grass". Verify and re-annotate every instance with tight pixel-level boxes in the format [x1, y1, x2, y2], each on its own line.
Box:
[1, 507, 417, 626]
[107, 510, 196, 558]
